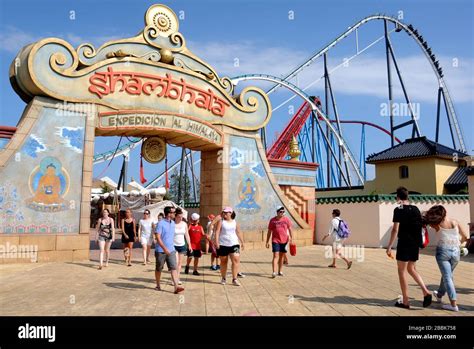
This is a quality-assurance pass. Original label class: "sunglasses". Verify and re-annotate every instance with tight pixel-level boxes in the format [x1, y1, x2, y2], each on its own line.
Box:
[278, 210, 285, 214]
[144, 212, 150, 215]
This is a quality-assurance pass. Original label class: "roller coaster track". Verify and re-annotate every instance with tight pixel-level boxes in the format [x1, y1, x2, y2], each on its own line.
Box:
[91, 14, 466, 187]
[144, 151, 200, 189]
[93, 137, 142, 164]
[261, 14, 465, 152]
[232, 73, 363, 186]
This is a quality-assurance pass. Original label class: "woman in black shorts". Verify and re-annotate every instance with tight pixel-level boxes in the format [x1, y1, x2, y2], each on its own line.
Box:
[215, 207, 245, 286]
[386, 187, 432, 309]
[121, 209, 136, 266]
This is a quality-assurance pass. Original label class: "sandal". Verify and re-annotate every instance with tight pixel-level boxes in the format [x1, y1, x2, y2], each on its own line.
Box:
[347, 261, 353, 270]
[154, 286, 161, 291]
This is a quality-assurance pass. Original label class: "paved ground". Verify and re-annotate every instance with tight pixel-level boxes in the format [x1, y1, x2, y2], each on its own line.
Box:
[0, 245, 472, 316]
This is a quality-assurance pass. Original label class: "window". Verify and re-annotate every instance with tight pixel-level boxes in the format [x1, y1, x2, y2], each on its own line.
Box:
[399, 165, 409, 179]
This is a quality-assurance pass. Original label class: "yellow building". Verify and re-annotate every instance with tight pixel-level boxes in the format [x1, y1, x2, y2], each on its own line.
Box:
[365, 137, 470, 195]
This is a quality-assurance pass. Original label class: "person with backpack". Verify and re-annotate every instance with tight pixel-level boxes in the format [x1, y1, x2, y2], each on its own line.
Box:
[322, 209, 352, 269]
[386, 187, 432, 309]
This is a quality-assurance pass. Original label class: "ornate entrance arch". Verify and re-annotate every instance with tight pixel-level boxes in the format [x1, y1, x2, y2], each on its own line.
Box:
[1, 4, 313, 262]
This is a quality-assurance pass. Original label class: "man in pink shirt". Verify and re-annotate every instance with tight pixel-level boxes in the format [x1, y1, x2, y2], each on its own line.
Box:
[266, 206, 293, 278]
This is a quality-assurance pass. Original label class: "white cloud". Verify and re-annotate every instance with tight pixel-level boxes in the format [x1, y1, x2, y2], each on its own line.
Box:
[2, 27, 472, 104]
[0, 26, 126, 53]
[0, 26, 39, 53]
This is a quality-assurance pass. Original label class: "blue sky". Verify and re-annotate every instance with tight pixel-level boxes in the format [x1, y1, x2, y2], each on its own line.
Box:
[1, 0, 472, 188]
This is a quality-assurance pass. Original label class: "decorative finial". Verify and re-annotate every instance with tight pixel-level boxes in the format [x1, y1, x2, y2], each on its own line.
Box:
[288, 136, 301, 161]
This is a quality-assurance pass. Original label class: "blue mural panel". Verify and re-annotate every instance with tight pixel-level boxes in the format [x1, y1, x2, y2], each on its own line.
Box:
[0, 107, 85, 234]
[228, 135, 296, 231]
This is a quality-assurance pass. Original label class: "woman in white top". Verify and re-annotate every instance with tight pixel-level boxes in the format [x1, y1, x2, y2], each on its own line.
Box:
[174, 208, 192, 286]
[138, 209, 154, 265]
[424, 205, 469, 312]
[214, 207, 245, 286]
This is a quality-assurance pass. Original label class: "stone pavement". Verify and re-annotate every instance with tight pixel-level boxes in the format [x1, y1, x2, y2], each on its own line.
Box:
[0, 245, 472, 316]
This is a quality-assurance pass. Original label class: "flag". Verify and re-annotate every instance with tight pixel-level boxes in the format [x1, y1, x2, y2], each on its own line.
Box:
[139, 155, 147, 184]
[165, 155, 170, 189]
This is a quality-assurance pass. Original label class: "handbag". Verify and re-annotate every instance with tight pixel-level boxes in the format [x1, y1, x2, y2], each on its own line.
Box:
[421, 226, 430, 249]
[289, 242, 297, 256]
[209, 240, 217, 257]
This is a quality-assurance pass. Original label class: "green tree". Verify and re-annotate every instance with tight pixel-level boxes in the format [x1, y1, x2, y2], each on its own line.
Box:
[167, 168, 193, 204]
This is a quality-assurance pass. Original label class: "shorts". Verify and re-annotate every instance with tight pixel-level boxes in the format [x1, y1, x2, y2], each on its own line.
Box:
[272, 242, 287, 253]
[175, 245, 187, 254]
[98, 235, 112, 242]
[217, 245, 240, 257]
[396, 242, 419, 262]
[186, 249, 202, 258]
[155, 251, 177, 272]
[140, 235, 153, 246]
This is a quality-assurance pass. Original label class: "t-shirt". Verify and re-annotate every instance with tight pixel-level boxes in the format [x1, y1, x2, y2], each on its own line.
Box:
[268, 216, 291, 244]
[188, 223, 205, 250]
[174, 221, 187, 247]
[328, 217, 343, 242]
[392, 204, 422, 247]
[139, 219, 153, 238]
[155, 218, 175, 253]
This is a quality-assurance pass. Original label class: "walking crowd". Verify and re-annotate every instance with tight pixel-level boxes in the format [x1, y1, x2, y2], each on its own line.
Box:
[94, 186, 469, 311]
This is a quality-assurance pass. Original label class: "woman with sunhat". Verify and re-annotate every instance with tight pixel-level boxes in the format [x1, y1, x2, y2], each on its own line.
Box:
[214, 207, 245, 286]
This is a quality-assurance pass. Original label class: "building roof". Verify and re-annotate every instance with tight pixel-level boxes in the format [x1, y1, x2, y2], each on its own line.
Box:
[444, 167, 469, 187]
[316, 194, 469, 205]
[366, 137, 468, 163]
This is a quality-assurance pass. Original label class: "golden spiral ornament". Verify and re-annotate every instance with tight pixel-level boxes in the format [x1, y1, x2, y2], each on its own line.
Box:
[145, 5, 179, 37]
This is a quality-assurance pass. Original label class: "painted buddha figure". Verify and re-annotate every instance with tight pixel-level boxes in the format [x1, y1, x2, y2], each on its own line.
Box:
[32, 164, 62, 205]
[27, 157, 67, 211]
[236, 175, 261, 212]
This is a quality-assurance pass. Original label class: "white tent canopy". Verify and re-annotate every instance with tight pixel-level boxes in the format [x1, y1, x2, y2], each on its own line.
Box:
[100, 176, 118, 189]
[127, 179, 146, 192]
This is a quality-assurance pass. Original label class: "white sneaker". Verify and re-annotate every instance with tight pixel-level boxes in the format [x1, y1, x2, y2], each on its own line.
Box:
[278, 272, 284, 276]
[272, 272, 277, 278]
[442, 304, 459, 312]
[220, 278, 226, 285]
[232, 278, 241, 286]
[433, 291, 442, 303]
